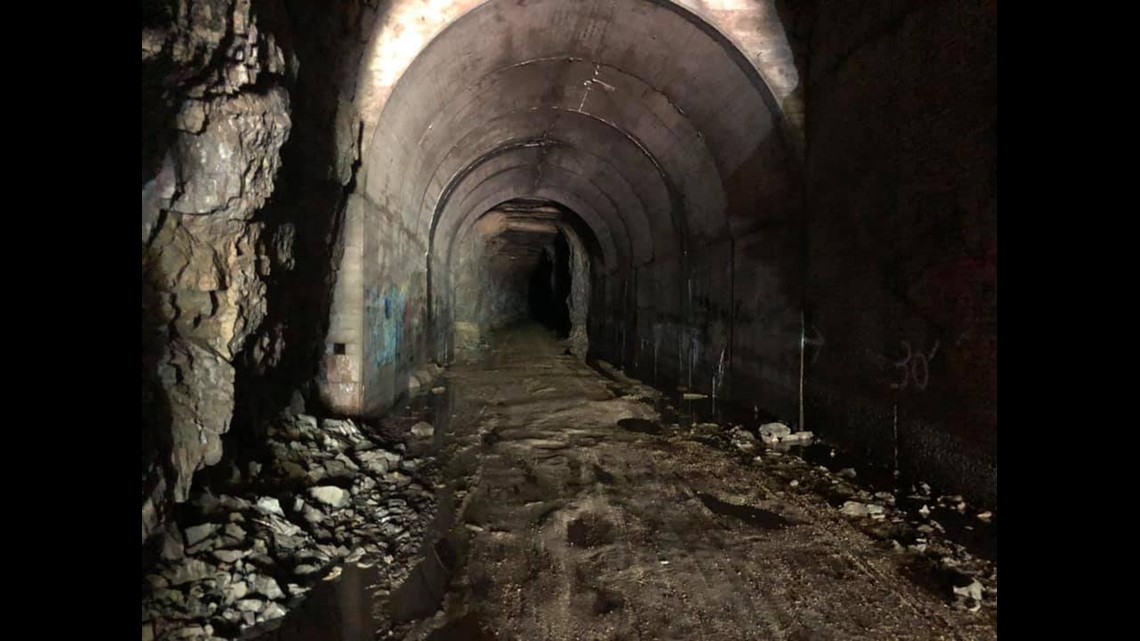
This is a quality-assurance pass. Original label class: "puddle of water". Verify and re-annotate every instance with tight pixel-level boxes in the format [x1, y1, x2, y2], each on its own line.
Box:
[616, 417, 661, 434]
[695, 492, 789, 530]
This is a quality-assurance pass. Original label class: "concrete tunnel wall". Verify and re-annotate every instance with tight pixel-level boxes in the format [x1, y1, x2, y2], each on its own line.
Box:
[319, 0, 803, 419]
[309, 0, 995, 506]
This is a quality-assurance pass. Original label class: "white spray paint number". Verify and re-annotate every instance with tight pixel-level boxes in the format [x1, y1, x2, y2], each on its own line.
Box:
[890, 340, 940, 391]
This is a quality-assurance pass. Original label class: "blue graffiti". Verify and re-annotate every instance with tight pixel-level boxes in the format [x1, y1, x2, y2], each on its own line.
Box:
[368, 284, 408, 367]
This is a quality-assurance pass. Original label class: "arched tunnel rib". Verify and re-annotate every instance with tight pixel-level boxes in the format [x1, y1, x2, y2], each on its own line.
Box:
[142, 0, 997, 638]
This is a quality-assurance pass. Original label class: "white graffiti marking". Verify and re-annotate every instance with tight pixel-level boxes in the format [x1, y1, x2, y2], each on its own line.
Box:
[890, 340, 940, 391]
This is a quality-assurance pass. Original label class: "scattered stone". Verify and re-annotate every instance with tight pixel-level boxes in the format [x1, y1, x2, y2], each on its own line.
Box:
[236, 598, 265, 613]
[781, 430, 814, 444]
[224, 581, 249, 603]
[160, 529, 185, 562]
[977, 510, 993, 522]
[758, 422, 791, 444]
[168, 559, 212, 586]
[953, 579, 984, 602]
[839, 501, 885, 518]
[224, 522, 247, 539]
[256, 497, 285, 517]
[410, 422, 435, 438]
[431, 386, 446, 395]
[323, 418, 364, 443]
[838, 468, 857, 479]
[789, 480, 800, 488]
[729, 427, 759, 453]
[357, 450, 399, 475]
[335, 453, 360, 471]
[185, 523, 220, 547]
[301, 503, 325, 524]
[386, 470, 411, 486]
[308, 485, 351, 509]
[213, 549, 246, 563]
[251, 574, 284, 600]
[145, 409, 440, 636]
[322, 457, 358, 479]
[169, 625, 208, 639]
[261, 602, 288, 621]
[918, 504, 931, 518]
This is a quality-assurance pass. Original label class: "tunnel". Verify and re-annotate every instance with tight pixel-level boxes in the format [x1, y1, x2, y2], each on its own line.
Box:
[142, 1, 997, 639]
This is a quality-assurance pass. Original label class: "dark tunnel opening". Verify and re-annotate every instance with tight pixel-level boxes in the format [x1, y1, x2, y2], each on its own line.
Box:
[525, 231, 572, 338]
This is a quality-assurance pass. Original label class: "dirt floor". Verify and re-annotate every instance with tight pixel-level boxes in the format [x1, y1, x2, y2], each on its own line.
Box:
[391, 324, 997, 641]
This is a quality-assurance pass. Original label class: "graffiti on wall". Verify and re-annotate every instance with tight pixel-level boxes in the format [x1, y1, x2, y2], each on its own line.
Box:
[367, 281, 423, 373]
[890, 339, 940, 391]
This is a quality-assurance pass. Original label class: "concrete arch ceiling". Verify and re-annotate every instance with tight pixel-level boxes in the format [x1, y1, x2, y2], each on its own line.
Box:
[452, 198, 605, 282]
[359, 0, 797, 269]
[451, 189, 613, 273]
[443, 163, 629, 272]
[410, 61, 725, 244]
[435, 143, 657, 267]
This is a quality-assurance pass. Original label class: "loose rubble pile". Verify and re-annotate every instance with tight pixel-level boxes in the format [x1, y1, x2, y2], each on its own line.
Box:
[141, 414, 438, 641]
[749, 441, 998, 615]
[651, 410, 998, 617]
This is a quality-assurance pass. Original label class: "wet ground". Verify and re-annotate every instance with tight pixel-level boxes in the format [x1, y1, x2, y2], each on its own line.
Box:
[391, 324, 997, 641]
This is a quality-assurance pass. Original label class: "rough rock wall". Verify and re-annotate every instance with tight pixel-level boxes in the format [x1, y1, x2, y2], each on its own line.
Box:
[142, 0, 376, 548]
[142, 0, 296, 546]
[233, 0, 376, 442]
